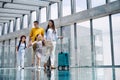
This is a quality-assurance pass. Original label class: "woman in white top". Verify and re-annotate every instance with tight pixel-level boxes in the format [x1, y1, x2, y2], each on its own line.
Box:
[45, 20, 62, 69]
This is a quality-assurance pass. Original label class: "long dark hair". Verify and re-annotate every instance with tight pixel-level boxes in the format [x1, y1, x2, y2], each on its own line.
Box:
[34, 34, 45, 46]
[46, 20, 56, 33]
[17, 35, 26, 51]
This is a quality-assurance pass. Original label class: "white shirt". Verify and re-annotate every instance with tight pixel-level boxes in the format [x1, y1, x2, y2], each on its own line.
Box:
[45, 28, 58, 41]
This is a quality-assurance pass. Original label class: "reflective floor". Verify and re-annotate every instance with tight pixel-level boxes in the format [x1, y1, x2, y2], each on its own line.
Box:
[0, 67, 73, 80]
[0, 67, 120, 80]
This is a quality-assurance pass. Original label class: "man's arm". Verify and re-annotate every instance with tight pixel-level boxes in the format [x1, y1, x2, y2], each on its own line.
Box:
[29, 28, 33, 41]
[28, 29, 33, 47]
[41, 28, 45, 37]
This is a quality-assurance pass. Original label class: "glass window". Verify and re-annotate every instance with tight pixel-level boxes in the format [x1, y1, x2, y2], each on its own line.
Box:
[116, 68, 120, 80]
[23, 15, 28, 28]
[0, 24, 2, 36]
[95, 68, 112, 80]
[76, 0, 87, 12]
[10, 20, 14, 32]
[10, 39, 15, 67]
[51, 3, 58, 19]
[93, 16, 112, 65]
[63, 0, 71, 16]
[4, 40, 9, 67]
[55, 25, 74, 67]
[112, 13, 120, 65]
[40, 7, 46, 23]
[0, 43, 1, 67]
[4, 23, 8, 34]
[77, 21, 92, 66]
[91, 0, 105, 8]
[31, 11, 36, 27]
[70, 68, 92, 80]
[110, 0, 117, 2]
[16, 18, 20, 30]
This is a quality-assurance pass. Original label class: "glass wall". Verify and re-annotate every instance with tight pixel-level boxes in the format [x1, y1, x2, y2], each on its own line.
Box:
[9, 39, 15, 67]
[92, 16, 112, 65]
[31, 11, 36, 27]
[110, 0, 117, 2]
[76, 21, 92, 66]
[76, 0, 87, 12]
[112, 13, 120, 65]
[116, 68, 120, 80]
[62, 0, 71, 16]
[4, 23, 8, 34]
[51, 3, 58, 20]
[94, 68, 112, 80]
[16, 18, 20, 30]
[23, 15, 28, 28]
[91, 0, 105, 8]
[0, 28, 1, 35]
[40, 7, 47, 23]
[10, 20, 14, 33]
[3, 40, 9, 67]
[0, 42, 2, 68]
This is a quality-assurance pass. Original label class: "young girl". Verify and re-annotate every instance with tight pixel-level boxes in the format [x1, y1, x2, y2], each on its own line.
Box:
[16, 35, 27, 69]
[33, 34, 45, 69]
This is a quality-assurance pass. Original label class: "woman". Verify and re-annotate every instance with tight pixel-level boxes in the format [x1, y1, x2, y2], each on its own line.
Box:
[16, 35, 27, 69]
[44, 20, 62, 69]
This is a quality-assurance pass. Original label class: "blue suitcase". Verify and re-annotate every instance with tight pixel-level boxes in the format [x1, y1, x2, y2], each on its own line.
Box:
[58, 52, 69, 70]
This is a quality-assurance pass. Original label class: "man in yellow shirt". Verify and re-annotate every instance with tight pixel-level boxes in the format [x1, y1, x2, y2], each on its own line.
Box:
[29, 21, 45, 66]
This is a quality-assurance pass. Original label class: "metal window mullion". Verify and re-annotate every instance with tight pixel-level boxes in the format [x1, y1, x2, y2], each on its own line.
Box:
[46, 4, 51, 21]
[58, 0, 63, 18]
[71, 0, 76, 14]
[1, 41, 5, 68]
[36, 8, 40, 22]
[2, 23, 5, 35]
[28, 11, 32, 28]
[90, 19, 95, 80]
[15, 38, 17, 67]
[87, 0, 92, 9]
[106, 0, 110, 3]
[7, 20, 11, 33]
[20, 14, 24, 29]
[109, 14, 116, 80]
[39, 8, 41, 24]
[13, 17, 17, 32]
[8, 39, 11, 68]
[74, 23, 78, 66]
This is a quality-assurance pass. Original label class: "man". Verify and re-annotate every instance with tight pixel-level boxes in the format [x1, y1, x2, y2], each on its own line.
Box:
[29, 21, 44, 66]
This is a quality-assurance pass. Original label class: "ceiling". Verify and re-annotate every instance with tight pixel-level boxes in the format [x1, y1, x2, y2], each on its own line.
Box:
[0, 0, 60, 24]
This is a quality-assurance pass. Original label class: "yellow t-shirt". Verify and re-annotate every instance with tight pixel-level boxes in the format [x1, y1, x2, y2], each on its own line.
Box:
[29, 27, 45, 42]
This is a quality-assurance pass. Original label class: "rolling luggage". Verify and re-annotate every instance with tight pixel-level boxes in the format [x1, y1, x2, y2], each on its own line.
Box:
[58, 52, 69, 70]
[58, 38, 70, 70]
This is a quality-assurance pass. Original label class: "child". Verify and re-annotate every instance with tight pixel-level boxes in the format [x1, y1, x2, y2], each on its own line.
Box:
[33, 34, 45, 69]
[16, 35, 27, 69]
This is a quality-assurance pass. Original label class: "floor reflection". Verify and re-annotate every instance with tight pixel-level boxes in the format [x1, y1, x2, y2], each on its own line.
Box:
[0, 68, 71, 80]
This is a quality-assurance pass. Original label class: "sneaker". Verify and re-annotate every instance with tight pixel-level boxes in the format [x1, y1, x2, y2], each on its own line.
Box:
[37, 66, 41, 69]
[17, 66, 20, 68]
[21, 67, 24, 69]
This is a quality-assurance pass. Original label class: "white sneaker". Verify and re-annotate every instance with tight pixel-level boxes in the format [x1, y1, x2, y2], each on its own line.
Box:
[17, 66, 21, 69]
[37, 66, 41, 69]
